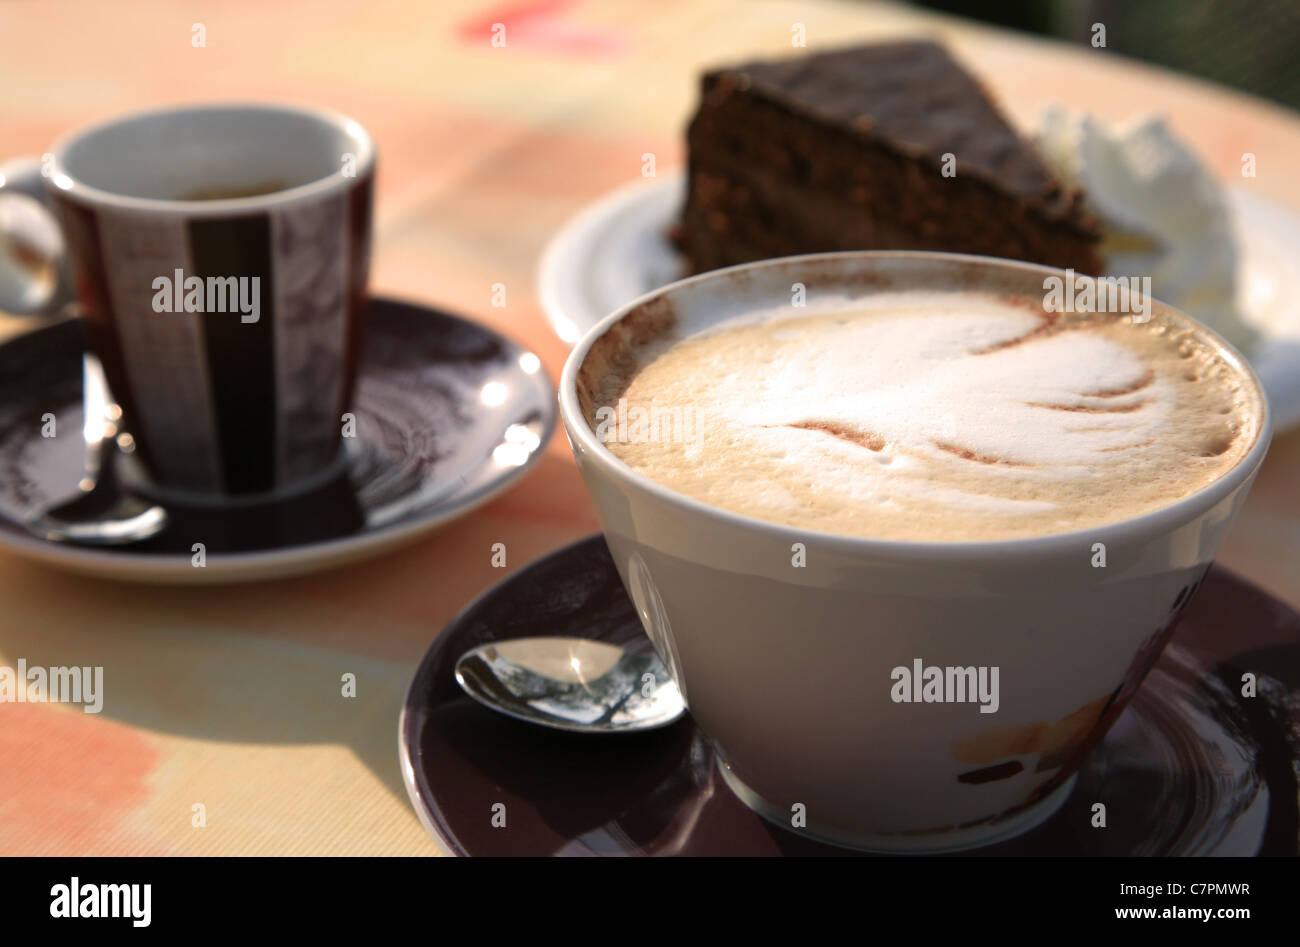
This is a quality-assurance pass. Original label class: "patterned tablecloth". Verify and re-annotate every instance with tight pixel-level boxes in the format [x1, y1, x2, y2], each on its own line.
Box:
[1, 0, 1298, 855]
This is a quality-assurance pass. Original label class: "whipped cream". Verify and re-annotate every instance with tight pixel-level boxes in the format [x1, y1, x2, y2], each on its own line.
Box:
[1036, 108, 1253, 352]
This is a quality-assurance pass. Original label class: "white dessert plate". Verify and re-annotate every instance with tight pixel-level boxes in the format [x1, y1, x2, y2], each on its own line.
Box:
[537, 172, 1300, 432]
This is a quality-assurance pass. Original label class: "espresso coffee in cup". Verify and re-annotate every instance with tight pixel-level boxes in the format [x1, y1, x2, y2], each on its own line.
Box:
[583, 289, 1261, 541]
[561, 251, 1270, 852]
[179, 180, 293, 201]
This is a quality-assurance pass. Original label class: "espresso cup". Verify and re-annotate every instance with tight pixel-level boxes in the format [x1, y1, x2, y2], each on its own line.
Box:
[558, 251, 1272, 852]
[0, 103, 375, 503]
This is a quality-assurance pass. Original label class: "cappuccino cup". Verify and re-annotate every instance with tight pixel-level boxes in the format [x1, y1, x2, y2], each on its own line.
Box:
[0, 103, 375, 504]
[559, 251, 1270, 852]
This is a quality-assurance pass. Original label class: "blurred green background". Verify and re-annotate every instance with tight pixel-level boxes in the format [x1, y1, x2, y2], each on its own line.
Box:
[912, 0, 1300, 111]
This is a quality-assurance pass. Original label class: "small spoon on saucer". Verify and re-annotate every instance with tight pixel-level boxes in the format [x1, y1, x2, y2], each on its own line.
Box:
[454, 637, 686, 733]
[27, 354, 168, 546]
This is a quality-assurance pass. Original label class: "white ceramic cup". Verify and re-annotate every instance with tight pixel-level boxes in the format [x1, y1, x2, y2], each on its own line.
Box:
[558, 251, 1271, 852]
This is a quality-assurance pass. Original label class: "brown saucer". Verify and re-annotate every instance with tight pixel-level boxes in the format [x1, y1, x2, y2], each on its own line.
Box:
[0, 297, 554, 582]
[399, 536, 1300, 856]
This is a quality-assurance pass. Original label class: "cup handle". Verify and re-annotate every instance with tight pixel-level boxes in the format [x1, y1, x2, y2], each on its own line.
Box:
[0, 156, 75, 316]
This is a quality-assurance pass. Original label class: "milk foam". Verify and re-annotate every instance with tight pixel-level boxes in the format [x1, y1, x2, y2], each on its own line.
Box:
[591, 291, 1260, 541]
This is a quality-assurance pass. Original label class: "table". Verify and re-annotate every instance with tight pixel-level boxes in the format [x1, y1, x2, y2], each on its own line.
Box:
[1, 0, 1297, 855]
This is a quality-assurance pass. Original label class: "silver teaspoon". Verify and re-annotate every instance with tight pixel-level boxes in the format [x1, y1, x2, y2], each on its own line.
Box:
[454, 637, 686, 733]
[28, 354, 168, 546]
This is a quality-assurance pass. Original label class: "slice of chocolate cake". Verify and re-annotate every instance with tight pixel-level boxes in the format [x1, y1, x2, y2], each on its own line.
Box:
[676, 41, 1103, 275]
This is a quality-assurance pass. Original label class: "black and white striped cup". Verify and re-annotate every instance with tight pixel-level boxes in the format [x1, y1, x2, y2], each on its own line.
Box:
[0, 103, 375, 503]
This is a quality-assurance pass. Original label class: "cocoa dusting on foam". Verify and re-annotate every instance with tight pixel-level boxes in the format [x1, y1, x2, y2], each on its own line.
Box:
[587, 290, 1262, 541]
[782, 420, 886, 452]
[577, 298, 678, 424]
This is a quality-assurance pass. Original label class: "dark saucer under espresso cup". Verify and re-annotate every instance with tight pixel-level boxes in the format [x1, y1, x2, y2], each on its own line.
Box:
[0, 103, 376, 506]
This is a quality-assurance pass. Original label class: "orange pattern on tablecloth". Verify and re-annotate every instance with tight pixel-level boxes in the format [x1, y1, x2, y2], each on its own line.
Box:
[0, 703, 165, 855]
[455, 0, 628, 56]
